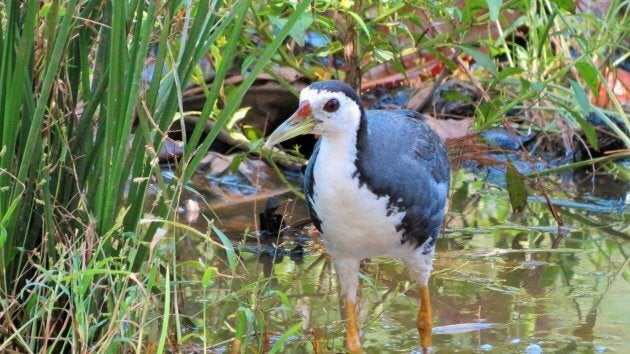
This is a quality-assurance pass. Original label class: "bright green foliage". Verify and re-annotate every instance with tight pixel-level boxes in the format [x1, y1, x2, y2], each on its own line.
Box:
[252, 0, 629, 150]
[0, 0, 308, 351]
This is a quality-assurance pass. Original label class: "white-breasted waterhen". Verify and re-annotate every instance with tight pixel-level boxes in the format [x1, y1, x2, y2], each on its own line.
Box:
[265, 80, 450, 353]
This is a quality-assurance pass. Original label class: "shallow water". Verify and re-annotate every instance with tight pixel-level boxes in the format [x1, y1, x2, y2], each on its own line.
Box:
[176, 165, 629, 353]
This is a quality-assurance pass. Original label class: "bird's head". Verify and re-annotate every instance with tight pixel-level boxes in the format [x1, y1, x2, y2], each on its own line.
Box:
[264, 80, 363, 148]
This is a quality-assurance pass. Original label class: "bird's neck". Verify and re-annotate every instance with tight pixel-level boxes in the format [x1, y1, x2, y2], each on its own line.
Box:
[317, 117, 365, 178]
[319, 133, 357, 171]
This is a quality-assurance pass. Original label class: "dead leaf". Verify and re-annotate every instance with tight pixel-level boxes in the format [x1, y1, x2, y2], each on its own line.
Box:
[426, 115, 474, 141]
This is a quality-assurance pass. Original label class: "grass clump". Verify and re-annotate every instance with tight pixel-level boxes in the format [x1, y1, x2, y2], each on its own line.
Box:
[0, 0, 308, 352]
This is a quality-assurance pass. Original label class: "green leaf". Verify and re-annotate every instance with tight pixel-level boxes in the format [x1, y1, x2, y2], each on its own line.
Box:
[346, 10, 371, 40]
[39, 2, 52, 16]
[234, 307, 249, 342]
[484, 0, 502, 21]
[0, 226, 6, 247]
[243, 125, 263, 141]
[550, 0, 576, 12]
[212, 224, 238, 271]
[570, 79, 591, 113]
[476, 101, 493, 126]
[247, 139, 263, 152]
[229, 153, 246, 173]
[569, 110, 599, 151]
[156, 266, 171, 354]
[536, 11, 557, 57]
[269, 11, 314, 46]
[519, 78, 531, 93]
[0, 196, 21, 224]
[432, 49, 458, 72]
[455, 44, 499, 78]
[440, 90, 474, 104]
[506, 165, 528, 213]
[374, 48, 394, 62]
[202, 267, 217, 286]
[390, 59, 407, 77]
[575, 61, 599, 95]
[211, 44, 223, 73]
[269, 322, 304, 354]
[315, 40, 342, 57]
[264, 290, 291, 306]
[226, 107, 250, 130]
[498, 67, 523, 81]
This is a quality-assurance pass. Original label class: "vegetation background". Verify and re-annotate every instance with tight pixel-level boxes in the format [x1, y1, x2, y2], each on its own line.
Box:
[0, 0, 627, 352]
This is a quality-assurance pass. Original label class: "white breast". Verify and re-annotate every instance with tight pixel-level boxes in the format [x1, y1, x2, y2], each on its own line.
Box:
[310, 133, 415, 260]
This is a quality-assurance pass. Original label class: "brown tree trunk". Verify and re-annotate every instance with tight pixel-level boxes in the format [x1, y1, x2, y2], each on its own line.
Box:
[339, 0, 362, 91]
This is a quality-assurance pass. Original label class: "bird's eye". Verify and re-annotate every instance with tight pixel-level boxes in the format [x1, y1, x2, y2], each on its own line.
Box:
[323, 98, 340, 113]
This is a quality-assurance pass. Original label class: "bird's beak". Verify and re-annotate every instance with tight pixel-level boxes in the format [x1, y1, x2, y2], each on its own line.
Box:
[264, 101, 315, 148]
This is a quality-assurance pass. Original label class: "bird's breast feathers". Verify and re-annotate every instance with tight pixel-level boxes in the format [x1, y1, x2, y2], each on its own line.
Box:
[310, 135, 418, 259]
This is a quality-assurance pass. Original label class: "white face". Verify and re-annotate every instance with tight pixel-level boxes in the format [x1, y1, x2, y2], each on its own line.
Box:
[300, 87, 362, 136]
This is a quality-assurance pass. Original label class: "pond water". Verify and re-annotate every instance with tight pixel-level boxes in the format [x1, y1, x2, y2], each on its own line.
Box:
[174, 163, 629, 353]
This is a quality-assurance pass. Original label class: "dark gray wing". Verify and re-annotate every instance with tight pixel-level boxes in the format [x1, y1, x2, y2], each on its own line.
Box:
[354, 110, 450, 251]
[304, 140, 322, 232]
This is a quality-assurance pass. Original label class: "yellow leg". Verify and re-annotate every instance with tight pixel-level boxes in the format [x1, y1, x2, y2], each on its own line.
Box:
[344, 295, 362, 354]
[417, 284, 432, 354]
[231, 338, 241, 354]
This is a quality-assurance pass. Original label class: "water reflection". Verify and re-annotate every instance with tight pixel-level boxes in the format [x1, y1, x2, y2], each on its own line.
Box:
[176, 168, 629, 353]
